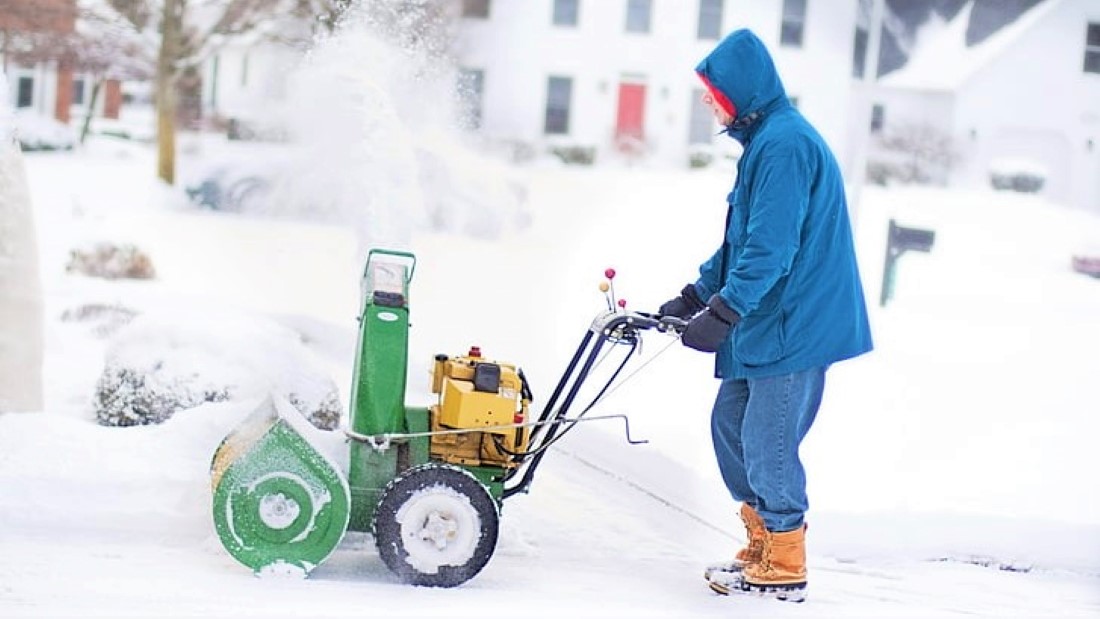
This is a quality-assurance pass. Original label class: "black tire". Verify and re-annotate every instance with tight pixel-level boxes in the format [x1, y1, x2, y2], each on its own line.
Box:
[372, 463, 499, 587]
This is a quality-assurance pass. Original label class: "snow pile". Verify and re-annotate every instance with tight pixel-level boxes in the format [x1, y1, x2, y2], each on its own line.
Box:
[94, 310, 342, 429]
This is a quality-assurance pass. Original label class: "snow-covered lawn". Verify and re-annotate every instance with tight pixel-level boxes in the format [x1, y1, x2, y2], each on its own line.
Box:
[1, 136, 1099, 617]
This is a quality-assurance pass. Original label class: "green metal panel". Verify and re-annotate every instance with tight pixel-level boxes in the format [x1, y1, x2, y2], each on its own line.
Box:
[210, 400, 350, 575]
[404, 407, 431, 467]
[346, 441, 400, 532]
[348, 302, 409, 436]
[458, 464, 507, 505]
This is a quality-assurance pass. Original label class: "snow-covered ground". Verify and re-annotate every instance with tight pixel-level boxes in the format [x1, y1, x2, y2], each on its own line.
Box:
[1, 133, 1098, 618]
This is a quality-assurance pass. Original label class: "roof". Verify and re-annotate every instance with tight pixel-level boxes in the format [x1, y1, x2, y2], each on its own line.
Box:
[878, 0, 1065, 91]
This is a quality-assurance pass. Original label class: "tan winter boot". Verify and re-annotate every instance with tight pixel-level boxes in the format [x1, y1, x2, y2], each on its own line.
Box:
[704, 504, 766, 585]
[740, 525, 808, 602]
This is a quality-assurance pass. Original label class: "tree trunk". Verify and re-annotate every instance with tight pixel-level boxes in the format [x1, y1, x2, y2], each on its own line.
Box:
[0, 137, 44, 413]
[156, 0, 180, 185]
[80, 77, 104, 145]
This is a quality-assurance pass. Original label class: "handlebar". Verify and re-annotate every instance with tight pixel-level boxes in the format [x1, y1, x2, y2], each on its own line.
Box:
[588, 310, 688, 338]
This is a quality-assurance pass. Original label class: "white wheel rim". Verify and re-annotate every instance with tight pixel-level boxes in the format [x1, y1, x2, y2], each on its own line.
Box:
[395, 483, 481, 575]
[258, 492, 302, 530]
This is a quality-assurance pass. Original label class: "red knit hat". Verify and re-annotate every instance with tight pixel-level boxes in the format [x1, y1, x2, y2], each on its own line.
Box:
[696, 71, 737, 119]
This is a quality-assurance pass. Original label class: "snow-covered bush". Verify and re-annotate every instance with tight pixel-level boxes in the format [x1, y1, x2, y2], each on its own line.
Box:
[60, 303, 138, 338]
[94, 312, 343, 429]
[13, 111, 76, 152]
[67, 242, 156, 280]
[989, 158, 1046, 193]
[688, 149, 714, 169]
[872, 122, 956, 185]
[550, 145, 596, 166]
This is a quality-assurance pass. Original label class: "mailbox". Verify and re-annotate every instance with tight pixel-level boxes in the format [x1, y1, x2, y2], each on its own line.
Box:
[880, 219, 935, 306]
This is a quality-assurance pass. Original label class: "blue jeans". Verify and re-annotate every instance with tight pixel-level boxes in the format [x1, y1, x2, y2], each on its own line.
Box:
[710, 367, 827, 532]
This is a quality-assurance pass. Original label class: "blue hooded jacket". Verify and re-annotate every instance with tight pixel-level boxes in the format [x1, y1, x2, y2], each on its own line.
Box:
[693, 29, 873, 378]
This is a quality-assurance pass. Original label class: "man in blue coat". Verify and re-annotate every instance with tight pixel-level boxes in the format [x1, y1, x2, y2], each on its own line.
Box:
[659, 29, 873, 601]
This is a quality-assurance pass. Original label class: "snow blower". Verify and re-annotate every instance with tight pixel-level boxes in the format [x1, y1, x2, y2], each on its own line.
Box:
[210, 248, 686, 586]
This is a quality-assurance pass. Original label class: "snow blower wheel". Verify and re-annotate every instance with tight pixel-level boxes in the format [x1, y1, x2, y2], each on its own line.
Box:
[372, 463, 499, 587]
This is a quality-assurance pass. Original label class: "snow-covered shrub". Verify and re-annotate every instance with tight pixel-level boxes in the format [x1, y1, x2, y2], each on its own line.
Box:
[874, 122, 956, 185]
[989, 158, 1046, 193]
[61, 303, 138, 338]
[94, 312, 343, 429]
[688, 149, 714, 169]
[67, 242, 156, 280]
[13, 110, 76, 152]
[550, 145, 596, 166]
[95, 364, 231, 426]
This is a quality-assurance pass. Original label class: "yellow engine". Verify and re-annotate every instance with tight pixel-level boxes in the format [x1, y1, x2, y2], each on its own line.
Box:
[428, 347, 531, 468]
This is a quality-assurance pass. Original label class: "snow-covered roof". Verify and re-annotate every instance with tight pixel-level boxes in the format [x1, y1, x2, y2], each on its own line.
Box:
[879, 0, 1065, 91]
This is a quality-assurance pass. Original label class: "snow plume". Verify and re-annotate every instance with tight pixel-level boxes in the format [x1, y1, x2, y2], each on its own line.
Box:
[274, 3, 460, 259]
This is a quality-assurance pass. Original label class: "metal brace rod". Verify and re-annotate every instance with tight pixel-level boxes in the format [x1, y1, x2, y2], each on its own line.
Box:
[344, 413, 649, 451]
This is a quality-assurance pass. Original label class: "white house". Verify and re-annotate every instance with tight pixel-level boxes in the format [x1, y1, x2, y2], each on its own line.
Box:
[454, 0, 861, 167]
[873, 0, 1100, 213]
[201, 0, 863, 171]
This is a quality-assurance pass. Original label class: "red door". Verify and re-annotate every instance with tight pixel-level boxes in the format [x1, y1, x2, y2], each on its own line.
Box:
[615, 82, 646, 146]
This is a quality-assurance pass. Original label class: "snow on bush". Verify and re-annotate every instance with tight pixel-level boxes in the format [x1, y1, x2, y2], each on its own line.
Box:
[94, 311, 343, 429]
[61, 303, 139, 338]
[67, 242, 156, 280]
[12, 110, 76, 152]
[989, 157, 1047, 193]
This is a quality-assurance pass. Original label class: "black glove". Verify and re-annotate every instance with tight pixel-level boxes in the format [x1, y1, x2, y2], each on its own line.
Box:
[658, 284, 706, 319]
[682, 295, 741, 353]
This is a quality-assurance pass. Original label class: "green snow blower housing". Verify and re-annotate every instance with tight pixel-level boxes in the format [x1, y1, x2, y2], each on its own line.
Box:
[210, 248, 685, 587]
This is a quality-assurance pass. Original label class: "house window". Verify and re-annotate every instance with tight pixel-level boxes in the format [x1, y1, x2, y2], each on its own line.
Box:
[852, 26, 869, 77]
[459, 68, 484, 129]
[688, 88, 713, 144]
[462, 0, 490, 18]
[1085, 23, 1100, 74]
[626, 0, 652, 34]
[16, 76, 33, 108]
[870, 103, 884, 133]
[697, 0, 722, 40]
[780, 0, 806, 47]
[73, 78, 86, 106]
[544, 76, 572, 135]
[553, 0, 579, 26]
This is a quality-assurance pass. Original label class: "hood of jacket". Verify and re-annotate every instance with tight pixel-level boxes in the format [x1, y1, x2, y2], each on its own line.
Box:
[695, 29, 789, 142]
